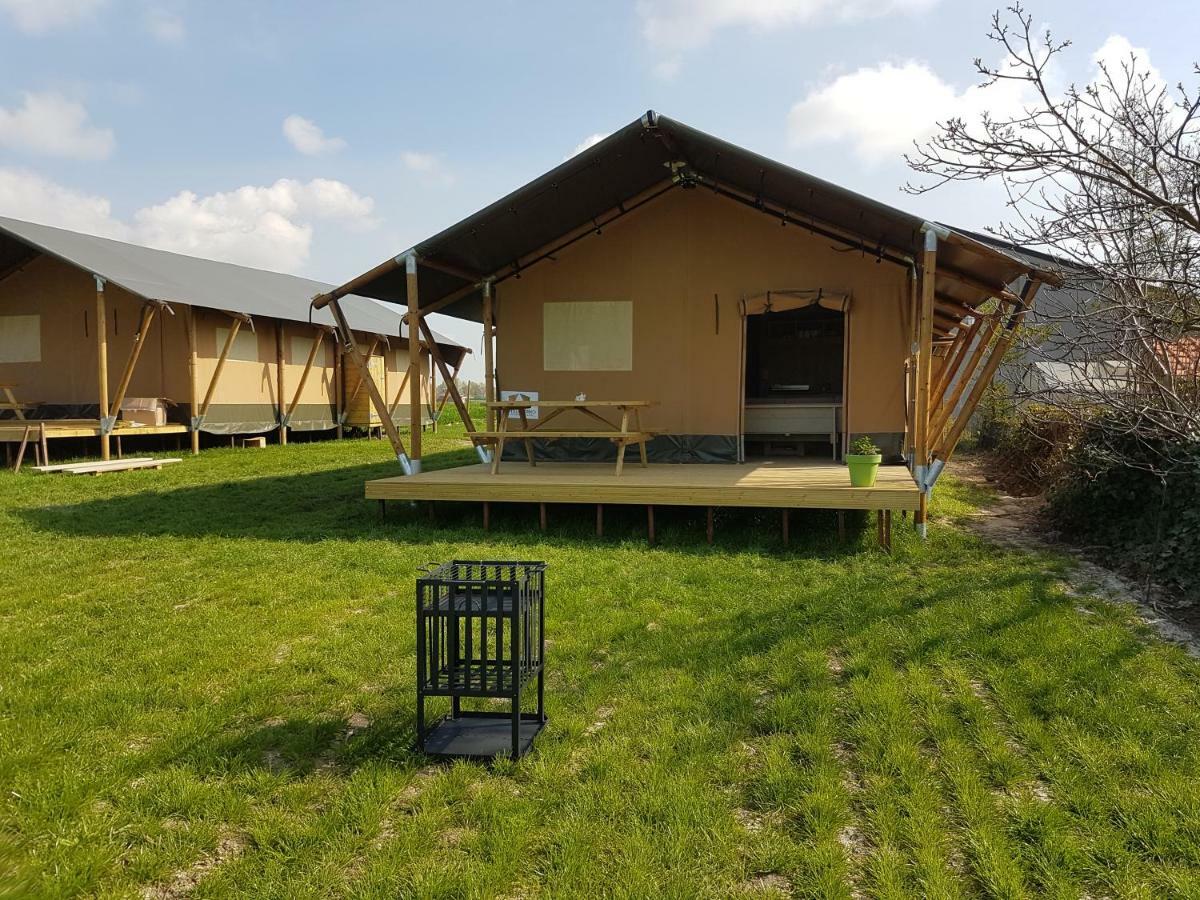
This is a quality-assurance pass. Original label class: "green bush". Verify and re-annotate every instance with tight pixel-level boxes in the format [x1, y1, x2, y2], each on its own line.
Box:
[1046, 424, 1200, 600]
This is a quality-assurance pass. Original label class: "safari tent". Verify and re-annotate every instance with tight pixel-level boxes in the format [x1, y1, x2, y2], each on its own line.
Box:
[0, 216, 468, 463]
[312, 111, 1060, 538]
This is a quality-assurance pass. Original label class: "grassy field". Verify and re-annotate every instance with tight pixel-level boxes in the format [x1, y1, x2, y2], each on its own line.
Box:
[2, 423, 1200, 899]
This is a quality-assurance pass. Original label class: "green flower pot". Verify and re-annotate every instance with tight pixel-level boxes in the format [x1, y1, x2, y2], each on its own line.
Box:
[846, 453, 882, 487]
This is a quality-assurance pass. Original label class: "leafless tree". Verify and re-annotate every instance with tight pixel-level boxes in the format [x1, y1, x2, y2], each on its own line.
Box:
[906, 5, 1200, 469]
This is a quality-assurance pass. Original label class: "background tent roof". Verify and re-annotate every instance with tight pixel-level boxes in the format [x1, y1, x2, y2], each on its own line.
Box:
[0, 215, 466, 355]
[317, 110, 1061, 325]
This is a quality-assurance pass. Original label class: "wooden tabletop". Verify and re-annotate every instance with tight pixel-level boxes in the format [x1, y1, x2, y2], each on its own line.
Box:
[488, 399, 655, 408]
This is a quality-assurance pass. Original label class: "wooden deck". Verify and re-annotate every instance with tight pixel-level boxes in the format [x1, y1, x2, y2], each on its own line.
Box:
[0, 420, 189, 441]
[365, 459, 921, 511]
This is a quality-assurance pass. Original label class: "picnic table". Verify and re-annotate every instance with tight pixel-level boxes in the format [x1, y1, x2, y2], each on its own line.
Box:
[479, 399, 655, 475]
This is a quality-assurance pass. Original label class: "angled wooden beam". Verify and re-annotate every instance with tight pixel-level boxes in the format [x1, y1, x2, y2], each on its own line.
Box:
[935, 279, 1043, 464]
[483, 280, 496, 432]
[198, 316, 241, 420]
[0, 250, 38, 286]
[434, 357, 464, 418]
[328, 298, 409, 463]
[333, 338, 344, 439]
[283, 328, 325, 422]
[347, 337, 380, 409]
[930, 314, 978, 403]
[414, 256, 483, 282]
[108, 302, 159, 418]
[929, 315, 999, 445]
[935, 266, 1022, 307]
[420, 318, 476, 435]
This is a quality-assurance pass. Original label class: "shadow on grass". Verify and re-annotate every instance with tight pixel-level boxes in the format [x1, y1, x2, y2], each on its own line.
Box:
[14, 444, 881, 556]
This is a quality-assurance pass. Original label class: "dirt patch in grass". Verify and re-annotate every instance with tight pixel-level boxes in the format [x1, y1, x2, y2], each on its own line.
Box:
[739, 872, 791, 894]
[954, 459, 1200, 656]
[141, 833, 246, 899]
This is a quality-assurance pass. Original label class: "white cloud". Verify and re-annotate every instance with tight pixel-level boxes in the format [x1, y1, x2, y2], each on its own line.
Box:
[282, 114, 346, 156]
[401, 151, 454, 185]
[0, 168, 126, 237]
[0, 169, 376, 272]
[787, 59, 1032, 165]
[565, 132, 610, 161]
[787, 33, 1162, 167]
[144, 6, 185, 43]
[0, 91, 116, 160]
[638, 0, 939, 75]
[0, 0, 105, 32]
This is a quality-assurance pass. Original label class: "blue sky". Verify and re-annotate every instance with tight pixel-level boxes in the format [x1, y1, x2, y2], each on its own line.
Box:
[1, 0, 1196, 373]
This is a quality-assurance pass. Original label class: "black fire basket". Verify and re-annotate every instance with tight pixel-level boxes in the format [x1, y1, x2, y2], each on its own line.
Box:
[416, 561, 546, 760]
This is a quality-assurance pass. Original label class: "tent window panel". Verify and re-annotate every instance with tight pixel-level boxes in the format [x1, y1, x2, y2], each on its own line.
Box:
[215, 326, 260, 363]
[290, 335, 323, 365]
[543, 301, 633, 372]
[0, 315, 41, 363]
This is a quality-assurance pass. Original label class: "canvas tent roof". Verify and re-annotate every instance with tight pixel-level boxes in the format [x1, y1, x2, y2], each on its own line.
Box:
[0, 215, 466, 355]
[315, 110, 1061, 325]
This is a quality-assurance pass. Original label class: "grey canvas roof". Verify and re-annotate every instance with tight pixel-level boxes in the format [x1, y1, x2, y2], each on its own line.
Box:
[0, 215, 466, 354]
[318, 110, 1060, 324]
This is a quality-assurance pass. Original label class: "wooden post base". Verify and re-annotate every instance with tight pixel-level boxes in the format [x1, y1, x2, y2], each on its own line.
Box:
[876, 510, 893, 553]
[539, 502, 548, 532]
[483, 501, 491, 532]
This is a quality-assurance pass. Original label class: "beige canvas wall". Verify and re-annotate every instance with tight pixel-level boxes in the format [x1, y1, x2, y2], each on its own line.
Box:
[494, 186, 910, 437]
[0, 255, 189, 407]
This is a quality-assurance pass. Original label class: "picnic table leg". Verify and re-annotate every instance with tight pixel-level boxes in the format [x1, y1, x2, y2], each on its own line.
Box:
[634, 408, 648, 467]
[614, 408, 629, 476]
[491, 414, 508, 474]
[516, 408, 536, 467]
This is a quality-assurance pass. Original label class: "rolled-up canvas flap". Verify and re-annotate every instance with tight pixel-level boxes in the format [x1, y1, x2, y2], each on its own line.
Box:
[740, 289, 851, 317]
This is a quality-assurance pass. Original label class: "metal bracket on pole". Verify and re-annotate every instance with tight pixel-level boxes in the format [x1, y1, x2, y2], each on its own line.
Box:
[190, 415, 204, 431]
[924, 458, 946, 493]
[98, 415, 117, 435]
[398, 452, 419, 476]
[278, 412, 292, 428]
[475, 445, 492, 464]
[94, 274, 106, 291]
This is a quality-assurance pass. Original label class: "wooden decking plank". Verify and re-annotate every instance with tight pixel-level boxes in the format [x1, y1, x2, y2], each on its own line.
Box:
[364, 461, 921, 511]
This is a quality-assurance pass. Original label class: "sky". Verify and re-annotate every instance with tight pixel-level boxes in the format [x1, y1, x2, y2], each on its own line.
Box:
[1, 0, 1196, 378]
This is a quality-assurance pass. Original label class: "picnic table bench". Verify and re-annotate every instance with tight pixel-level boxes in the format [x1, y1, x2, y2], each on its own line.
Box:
[478, 399, 655, 475]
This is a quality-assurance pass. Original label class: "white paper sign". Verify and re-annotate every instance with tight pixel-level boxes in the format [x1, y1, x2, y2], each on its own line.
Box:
[500, 389, 539, 419]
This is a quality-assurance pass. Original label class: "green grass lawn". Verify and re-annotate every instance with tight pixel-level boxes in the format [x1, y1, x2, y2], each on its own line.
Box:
[2, 424, 1200, 898]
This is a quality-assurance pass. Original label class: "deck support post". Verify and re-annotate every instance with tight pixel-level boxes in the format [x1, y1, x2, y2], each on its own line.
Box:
[647, 505, 655, 546]
[539, 502, 547, 532]
[876, 510, 893, 553]
[706, 507, 714, 545]
[596, 504, 603, 537]
[405, 254, 423, 473]
[379, 499, 386, 521]
[837, 510, 846, 542]
[782, 509, 790, 547]
[94, 275, 111, 461]
[483, 501, 491, 532]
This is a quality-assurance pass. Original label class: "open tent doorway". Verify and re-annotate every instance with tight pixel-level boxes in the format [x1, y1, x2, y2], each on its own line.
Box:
[740, 291, 848, 460]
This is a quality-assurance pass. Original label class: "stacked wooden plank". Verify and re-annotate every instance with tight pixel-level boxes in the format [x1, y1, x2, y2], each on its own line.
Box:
[32, 457, 181, 476]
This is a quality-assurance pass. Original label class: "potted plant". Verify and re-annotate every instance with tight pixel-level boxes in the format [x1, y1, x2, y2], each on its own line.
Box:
[846, 436, 882, 487]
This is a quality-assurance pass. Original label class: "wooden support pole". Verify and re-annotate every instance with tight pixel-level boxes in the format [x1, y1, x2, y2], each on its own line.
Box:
[647, 505, 655, 546]
[929, 315, 998, 445]
[109, 303, 158, 419]
[13, 424, 32, 473]
[199, 317, 242, 419]
[94, 276, 111, 461]
[329, 299, 407, 461]
[837, 510, 846, 542]
[434, 357, 464, 419]
[782, 509, 790, 547]
[419, 319, 476, 435]
[482, 280, 496, 432]
[936, 280, 1043, 465]
[913, 228, 939, 538]
[706, 506, 714, 545]
[405, 254, 422, 470]
[930, 314, 981, 408]
[334, 338, 344, 439]
[284, 328, 324, 422]
[539, 503, 547, 532]
[596, 504, 603, 537]
[276, 322, 287, 445]
[483, 501, 491, 532]
[187, 306, 200, 455]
